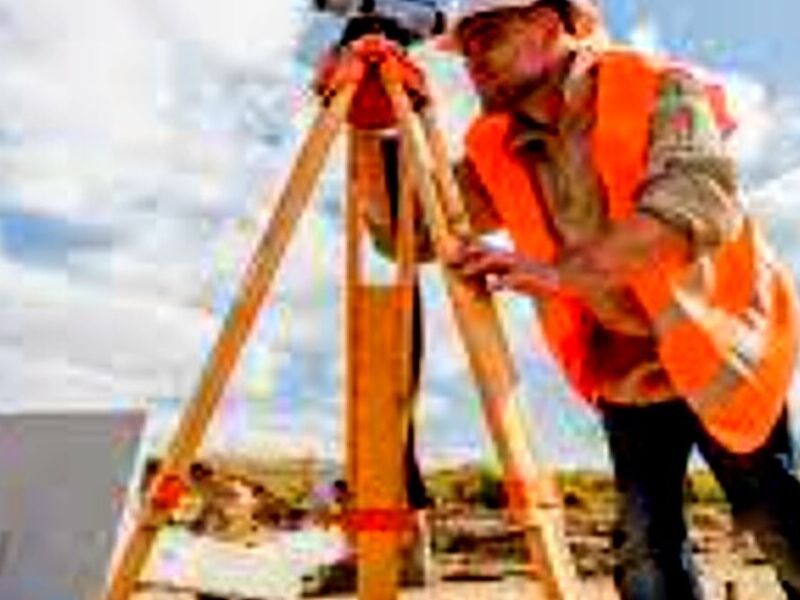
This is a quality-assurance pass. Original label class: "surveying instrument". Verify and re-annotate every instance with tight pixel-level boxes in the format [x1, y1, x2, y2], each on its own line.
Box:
[103, 1, 580, 598]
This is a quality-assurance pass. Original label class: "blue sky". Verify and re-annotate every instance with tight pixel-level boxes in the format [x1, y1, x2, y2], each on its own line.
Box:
[605, 0, 800, 93]
[0, 0, 799, 470]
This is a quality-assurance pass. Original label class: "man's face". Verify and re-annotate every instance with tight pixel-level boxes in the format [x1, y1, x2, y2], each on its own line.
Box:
[457, 6, 566, 110]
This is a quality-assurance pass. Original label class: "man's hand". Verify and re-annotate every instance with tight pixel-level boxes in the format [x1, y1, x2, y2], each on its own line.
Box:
[447, 239, 562, 297]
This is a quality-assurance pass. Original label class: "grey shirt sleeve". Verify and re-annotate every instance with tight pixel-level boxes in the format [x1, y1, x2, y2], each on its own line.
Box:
[637, 69, 743, 252]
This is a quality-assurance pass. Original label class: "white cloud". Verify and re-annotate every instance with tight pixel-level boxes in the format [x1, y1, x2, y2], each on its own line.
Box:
[623, 17, 800, 183]
[9, 2, 796, 469]
[0, 253, 217, 406]
[724, 74, 775, 168]
[0, 0, 493, 464]
[749, 165, 800, 213]
[722, 74, 800, 180]
[0, 2, 163, 147]
[628, 15, 664, 56]
[0, 0, 323, 456]
[147, 0, 303, 69]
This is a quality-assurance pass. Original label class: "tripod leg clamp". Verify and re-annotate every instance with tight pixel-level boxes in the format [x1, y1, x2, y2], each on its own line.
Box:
[149, 472, 190, 513]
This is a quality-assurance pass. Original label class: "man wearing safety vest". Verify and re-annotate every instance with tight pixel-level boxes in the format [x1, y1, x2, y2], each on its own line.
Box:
[428, 0, 800, 597]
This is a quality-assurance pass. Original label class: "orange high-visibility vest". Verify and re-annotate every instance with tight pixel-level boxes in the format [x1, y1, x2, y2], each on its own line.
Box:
[465, 47, 799, 453]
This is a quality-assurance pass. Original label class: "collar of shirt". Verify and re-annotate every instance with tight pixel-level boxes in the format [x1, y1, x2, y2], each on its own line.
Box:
[507, 47, 601, 152]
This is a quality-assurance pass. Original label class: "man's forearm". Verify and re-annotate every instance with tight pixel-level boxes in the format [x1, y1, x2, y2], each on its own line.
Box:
[556, 212, 690, 295]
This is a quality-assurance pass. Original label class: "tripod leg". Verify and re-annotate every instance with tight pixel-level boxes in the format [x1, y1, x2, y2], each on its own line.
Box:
[381, 71, 580, 600]
[102, 81, 359, 600]
[349, 285, 406, 600]
[345, 129, 420, 600]
[417, 107, 476, 239]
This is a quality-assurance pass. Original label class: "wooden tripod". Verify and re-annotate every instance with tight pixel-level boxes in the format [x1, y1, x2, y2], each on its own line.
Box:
[102, 34, 580, 600]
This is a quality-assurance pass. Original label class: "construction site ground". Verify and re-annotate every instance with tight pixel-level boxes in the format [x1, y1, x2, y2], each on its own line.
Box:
[135, 565, 783, 600]
[127, 466, 789, 600]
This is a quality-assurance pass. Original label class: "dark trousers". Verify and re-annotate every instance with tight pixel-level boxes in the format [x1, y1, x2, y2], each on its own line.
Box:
[599, 399, 800, 599]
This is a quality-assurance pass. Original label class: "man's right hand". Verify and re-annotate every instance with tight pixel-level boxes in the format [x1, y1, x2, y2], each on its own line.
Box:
[446, 239, 562, 298]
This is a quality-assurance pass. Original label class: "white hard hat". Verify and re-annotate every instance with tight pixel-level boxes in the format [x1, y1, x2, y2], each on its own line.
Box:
[436, 0, 603, 51]
[447, 0, 545, 24]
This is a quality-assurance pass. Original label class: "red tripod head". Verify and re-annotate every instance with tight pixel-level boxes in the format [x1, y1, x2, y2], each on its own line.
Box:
[313, 34, 430, 129]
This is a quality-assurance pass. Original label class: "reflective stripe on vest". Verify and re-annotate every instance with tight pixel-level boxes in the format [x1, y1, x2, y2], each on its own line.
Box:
[634, 217, 798, 452]
[465, 47, 798, 452]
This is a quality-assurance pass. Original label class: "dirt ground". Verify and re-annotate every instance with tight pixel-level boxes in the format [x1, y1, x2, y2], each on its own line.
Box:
[310, 568, 784, 600]
[314, 578, 617, 599]
[136, 565, 785, 600]
[135, 581, 607, 599]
